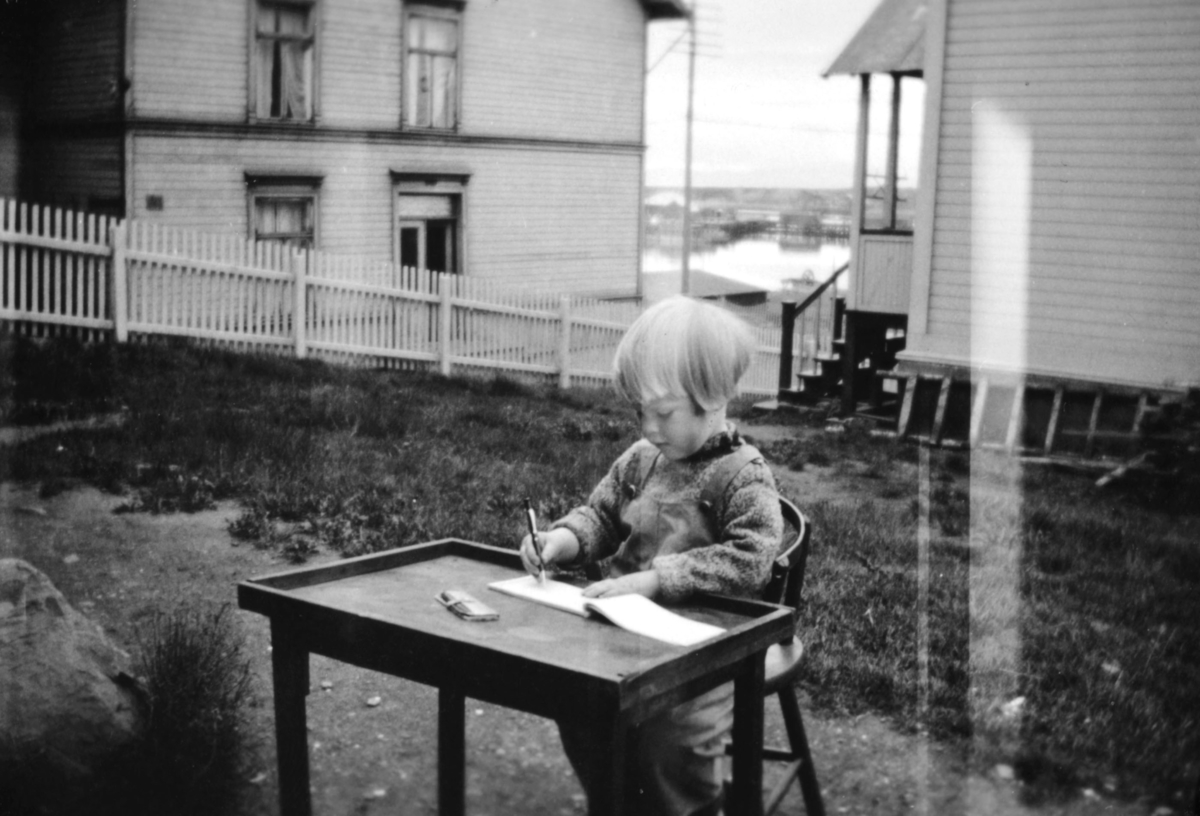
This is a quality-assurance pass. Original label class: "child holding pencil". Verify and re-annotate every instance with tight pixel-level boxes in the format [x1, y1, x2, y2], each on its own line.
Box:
[519, 295, 783, 816]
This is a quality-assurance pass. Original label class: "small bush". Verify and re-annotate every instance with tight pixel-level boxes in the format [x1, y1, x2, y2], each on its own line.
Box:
[105, 604, 257, 816]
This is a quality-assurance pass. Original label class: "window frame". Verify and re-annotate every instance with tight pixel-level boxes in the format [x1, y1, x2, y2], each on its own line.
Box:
[391, 170, 469, 274]
[401, 2, 463, 132]
[248, 0, 320, 124]
[245, 173, 323, 249]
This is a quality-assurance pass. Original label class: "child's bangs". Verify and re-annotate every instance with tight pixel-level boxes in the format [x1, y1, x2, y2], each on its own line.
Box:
[616, 338, 687, 405]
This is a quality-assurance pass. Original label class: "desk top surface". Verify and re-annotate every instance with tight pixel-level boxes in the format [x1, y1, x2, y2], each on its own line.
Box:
[239, 540, 792, 697]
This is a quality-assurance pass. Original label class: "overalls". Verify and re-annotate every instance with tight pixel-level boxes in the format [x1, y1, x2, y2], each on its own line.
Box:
[562, 446, 759, 816]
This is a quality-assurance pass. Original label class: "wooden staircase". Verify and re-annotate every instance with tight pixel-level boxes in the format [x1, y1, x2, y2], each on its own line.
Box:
[775, 263, 849, 406]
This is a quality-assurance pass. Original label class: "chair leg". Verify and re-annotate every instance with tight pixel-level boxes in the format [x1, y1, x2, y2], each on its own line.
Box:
[778, 688, 826, 816]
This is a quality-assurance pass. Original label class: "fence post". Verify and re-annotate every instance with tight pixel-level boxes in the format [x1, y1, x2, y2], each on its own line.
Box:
[109, 221, 128, 342]
[558, 296, 572, 390]
[439, 272, 453, 376]
[293, 249, 308, 359]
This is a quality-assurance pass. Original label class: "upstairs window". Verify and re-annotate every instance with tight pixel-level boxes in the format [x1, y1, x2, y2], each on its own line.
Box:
[253, 0, 316, 122]
[404, 5, 460, 130]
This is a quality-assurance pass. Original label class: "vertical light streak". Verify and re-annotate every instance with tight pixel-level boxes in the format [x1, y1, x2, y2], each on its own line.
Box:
[969, 100, 1031, 801]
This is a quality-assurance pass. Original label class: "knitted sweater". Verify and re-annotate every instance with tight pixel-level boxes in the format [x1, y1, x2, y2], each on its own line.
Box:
[551, 424, 782, 603]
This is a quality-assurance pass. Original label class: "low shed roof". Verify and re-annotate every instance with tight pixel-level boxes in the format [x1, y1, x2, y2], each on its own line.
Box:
[824, 0, 927, 77]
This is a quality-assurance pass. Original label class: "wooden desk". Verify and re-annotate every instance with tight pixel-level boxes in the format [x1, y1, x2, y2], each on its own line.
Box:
[238, 539, 793, 816]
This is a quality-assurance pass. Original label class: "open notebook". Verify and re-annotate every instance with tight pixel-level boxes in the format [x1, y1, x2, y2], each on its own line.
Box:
[488, 575, 725, 647]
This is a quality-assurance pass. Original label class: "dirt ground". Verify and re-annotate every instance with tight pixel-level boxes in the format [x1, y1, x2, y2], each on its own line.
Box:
[0, 417, 1159, 816]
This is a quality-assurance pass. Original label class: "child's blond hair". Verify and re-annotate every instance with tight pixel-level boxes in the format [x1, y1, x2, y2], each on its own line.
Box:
[614, 296, 756, 411]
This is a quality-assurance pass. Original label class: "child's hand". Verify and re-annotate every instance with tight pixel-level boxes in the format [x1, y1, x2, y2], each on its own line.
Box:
[581, 571, 660, 600]
[519, 527, 580, 577]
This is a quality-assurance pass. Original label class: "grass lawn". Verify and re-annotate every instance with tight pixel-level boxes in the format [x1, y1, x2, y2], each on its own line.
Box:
[3, 337, 1199, 812]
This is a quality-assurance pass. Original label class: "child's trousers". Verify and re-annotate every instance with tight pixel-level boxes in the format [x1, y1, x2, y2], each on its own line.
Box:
[559, 681, 734, 816]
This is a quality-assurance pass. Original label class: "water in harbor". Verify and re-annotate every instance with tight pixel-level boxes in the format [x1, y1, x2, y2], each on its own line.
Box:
[642, 237, 850, 300]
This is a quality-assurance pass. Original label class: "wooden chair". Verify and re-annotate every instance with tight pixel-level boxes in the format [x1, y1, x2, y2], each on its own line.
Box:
[728, 496, 826, 816]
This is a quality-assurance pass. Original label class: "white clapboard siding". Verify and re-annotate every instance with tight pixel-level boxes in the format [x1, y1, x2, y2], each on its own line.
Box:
[318, 1, 404, 128]
[852, 234, 913, 314]
[130, 134, 642, 297]
[913, 0, 1200, 389]
[130, 0, 646, 141]
[131, 0, 253, 120]
[464, 0, 647, 143]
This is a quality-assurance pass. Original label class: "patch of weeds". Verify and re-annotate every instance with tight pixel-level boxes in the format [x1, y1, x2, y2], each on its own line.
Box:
[97, 603, 256, 816]
[117, 471, 217, 514]
[228, 504, 274, 546]
[557, 415, 628, 443]
[281, 536, 320, 564]
[756, 438, 810, 471]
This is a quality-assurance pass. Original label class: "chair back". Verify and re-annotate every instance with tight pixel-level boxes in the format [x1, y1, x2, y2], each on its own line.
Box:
[762, 497, 811, 631]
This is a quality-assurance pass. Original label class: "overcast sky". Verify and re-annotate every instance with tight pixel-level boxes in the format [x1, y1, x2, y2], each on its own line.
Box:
[643, 0, 922, 190]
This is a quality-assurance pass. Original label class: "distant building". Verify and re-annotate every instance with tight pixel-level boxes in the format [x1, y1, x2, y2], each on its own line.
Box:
[0, 0, 686, 298]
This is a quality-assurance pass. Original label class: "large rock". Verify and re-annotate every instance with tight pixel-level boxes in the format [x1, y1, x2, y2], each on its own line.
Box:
[0, 558, 143, 776]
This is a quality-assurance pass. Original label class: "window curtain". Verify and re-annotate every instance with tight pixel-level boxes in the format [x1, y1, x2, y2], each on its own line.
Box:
[279, 8, 310, 120]
[406, 14, 456, 128]
[257, 4, 311, 120]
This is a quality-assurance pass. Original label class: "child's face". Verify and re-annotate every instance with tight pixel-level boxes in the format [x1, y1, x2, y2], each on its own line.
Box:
[637, 395, 720, 461]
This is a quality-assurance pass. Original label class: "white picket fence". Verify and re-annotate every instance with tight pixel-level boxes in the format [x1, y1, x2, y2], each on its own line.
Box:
[1, 198, 837, 396]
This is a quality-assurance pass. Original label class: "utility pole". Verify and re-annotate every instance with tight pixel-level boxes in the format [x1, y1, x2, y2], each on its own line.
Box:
[680, 3, 696, 296]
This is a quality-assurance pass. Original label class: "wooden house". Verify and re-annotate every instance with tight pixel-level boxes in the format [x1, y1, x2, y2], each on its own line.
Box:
[0, 0, 687, 299]
[824, 0, 1200, 454]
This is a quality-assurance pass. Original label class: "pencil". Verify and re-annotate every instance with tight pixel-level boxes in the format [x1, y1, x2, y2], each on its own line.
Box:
[523, 497, 546, 585]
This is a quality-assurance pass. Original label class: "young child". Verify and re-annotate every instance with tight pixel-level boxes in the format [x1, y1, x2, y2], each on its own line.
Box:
[519, 295, 783, 816]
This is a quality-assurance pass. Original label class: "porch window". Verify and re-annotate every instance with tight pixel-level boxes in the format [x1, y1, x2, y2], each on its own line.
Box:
[253, 0, 315, 122]
[861, 72, 922, 233]
[404, 4, 460, 130]
[247, 175, 321, 248]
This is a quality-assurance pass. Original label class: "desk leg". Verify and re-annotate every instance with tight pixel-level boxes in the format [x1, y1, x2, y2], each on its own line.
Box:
[586, 712, 630, 816]
[438, 688, 465, 816]
[730, 654, 766, 816]
[270, 621, 311, 816]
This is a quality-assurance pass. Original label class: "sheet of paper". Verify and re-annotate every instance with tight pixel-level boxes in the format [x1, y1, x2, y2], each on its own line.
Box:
[487, 575, 725, 647]
[488, 575, 589, 616]
[584, 594, 725, 647]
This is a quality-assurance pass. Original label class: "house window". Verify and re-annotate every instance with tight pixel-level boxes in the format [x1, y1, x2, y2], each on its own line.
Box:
[397, 195, 457, 272]
[392, 170, 468, 274]
[253, 0, 315, 121]
[403, 4, 460, 130]
[247, 175, 321, 248]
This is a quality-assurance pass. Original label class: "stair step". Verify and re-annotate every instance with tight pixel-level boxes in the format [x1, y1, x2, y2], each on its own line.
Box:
[777, 388, 820, 406]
